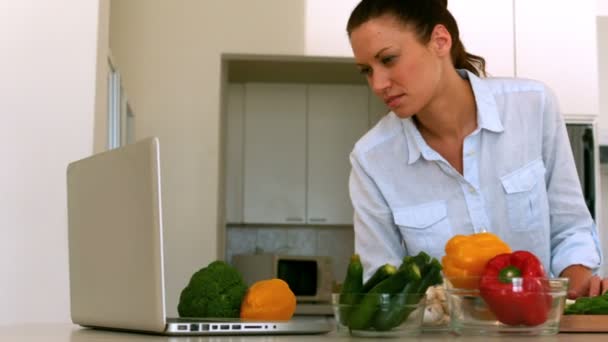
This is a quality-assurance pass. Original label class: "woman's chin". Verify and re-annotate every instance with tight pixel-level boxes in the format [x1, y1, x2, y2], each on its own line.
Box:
[392, 110, 416, 119]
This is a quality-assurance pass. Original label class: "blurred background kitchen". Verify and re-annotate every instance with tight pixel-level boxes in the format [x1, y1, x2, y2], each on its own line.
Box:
[3, 0, 608, 326]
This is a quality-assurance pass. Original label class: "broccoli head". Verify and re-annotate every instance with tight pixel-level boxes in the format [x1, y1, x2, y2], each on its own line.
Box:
[177, 260, 248, 318]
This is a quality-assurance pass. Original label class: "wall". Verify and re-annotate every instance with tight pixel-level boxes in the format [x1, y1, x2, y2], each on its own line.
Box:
[109, 0, 307, 317]
[305, 0, 358, 56]
[94, 1, 111, 153]
[599, 0, 608, 16]
[0, 0, 107, 324]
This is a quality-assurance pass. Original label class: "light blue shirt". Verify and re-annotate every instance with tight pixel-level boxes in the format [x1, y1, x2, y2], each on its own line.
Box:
[349, 69, 602, 280]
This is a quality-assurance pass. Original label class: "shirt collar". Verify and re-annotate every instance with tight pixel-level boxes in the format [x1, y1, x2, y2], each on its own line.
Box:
[401, 69, 505, 165]
[461, 69, 504, 133]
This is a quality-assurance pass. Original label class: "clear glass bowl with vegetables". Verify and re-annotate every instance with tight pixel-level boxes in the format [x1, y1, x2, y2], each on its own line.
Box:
[445, 276, 568, 335]
[421, 284, 450, 331]
[333, 252, 443, 337]
[332, 292, 426, 337]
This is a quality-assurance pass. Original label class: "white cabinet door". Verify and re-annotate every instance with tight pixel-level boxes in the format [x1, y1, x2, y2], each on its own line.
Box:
[448, 0, 515, 77]
[225, 84, 244, 223]
[307, 84, 369, 225]
[243, 83, 307, 224]
[515, 0, 599, 117]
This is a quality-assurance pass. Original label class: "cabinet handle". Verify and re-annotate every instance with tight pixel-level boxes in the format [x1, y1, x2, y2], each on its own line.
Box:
[308, 218, 327, 223]
[285, 217, 303, 222]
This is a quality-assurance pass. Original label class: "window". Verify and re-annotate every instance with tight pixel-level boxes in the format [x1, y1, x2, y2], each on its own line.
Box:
[107, 58, 135, 150]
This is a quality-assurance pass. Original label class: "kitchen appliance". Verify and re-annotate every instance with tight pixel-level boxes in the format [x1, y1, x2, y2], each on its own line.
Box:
[566, 123, 596, 218]
[232, 254, 333, 304]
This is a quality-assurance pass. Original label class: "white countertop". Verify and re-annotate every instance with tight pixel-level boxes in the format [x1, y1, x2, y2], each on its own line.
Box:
[1, 323, 607, 342]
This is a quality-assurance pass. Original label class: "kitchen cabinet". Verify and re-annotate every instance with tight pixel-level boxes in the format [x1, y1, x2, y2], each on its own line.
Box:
[448, 0, 515, 77]
[307, 84, 369, 225]
[243, 83, 307, 224]
[227, 82, 371, 225]
[225, 84, 245, 223]
[451, 0, 599, 117]
[514, 0, 599, 117]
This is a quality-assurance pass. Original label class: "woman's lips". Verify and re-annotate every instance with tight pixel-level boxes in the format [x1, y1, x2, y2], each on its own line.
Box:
[384, 94, 403, 108]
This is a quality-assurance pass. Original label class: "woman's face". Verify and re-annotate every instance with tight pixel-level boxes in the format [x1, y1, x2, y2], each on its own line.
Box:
[350, 15, 445, 118]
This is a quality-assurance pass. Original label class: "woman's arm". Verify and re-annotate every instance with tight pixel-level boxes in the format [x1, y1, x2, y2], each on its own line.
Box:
[540, 84, 603, 295]
[349, 152, 405, 281]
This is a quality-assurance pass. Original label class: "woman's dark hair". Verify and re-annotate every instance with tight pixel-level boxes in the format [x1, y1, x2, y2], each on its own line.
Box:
[347, 0, 486, 77]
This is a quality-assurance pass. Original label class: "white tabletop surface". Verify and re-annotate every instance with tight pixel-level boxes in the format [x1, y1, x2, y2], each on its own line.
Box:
[1, 323, 607, 342]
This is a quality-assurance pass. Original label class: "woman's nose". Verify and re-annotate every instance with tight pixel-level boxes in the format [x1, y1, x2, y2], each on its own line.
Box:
[370, 69, 390, 94]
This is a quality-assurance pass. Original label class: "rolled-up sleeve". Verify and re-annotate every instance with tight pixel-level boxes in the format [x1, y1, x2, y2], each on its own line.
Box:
[541, 86, 603, 276]
[349, 152, 405, 281]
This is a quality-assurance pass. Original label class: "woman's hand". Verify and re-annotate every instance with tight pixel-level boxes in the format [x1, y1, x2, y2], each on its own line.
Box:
[560, 264, 608, 299]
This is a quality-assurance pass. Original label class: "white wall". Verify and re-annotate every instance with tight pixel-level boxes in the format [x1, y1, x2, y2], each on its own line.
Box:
[599, 0, 608, 16]
[0, 0, 106, 325]
[305, 0, 359, 56]
[109, 0, 307, 318]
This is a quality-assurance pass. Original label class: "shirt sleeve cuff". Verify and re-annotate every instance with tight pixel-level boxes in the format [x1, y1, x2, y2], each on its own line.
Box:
[551, 226, 603, 277]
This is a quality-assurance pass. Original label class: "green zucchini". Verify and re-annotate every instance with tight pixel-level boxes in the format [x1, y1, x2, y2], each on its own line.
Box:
[361, 263, 397, 293]
[372, 281, 418, 331]
[347, 261, 421, 330]
[399, 252, 432, 276]
[409, 251, 431, 271]
[338, 254, 364, 325]
[372, 257, 443, 331]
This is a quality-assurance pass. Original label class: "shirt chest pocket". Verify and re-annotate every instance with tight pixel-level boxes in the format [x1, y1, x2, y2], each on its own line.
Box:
[500, 159, 547, 231]
[393, 200, 452, 257]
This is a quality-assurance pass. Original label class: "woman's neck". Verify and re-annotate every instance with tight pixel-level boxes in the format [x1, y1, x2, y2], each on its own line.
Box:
[415, 68, 478, 141]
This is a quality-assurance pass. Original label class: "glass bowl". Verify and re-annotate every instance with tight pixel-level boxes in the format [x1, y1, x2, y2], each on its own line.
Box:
[420, 285, 451, 333]
[331, 293, 426, 337]
[444, 276, 569, 336]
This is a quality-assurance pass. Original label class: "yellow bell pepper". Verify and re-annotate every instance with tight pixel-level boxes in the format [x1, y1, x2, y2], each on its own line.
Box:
[442, 232, 511, 289]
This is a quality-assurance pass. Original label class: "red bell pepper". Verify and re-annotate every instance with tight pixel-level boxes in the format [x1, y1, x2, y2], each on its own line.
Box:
[479, 251, 552, 326]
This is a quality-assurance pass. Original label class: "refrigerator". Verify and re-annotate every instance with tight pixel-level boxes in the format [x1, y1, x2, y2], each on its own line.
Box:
[566, 123, 596, 219]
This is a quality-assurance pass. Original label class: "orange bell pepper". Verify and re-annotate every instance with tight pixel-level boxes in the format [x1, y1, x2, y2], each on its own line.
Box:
[441, 232, 511, 289]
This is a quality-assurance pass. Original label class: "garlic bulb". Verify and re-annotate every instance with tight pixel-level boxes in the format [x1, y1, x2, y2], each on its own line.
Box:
[423, 285, 450, 325]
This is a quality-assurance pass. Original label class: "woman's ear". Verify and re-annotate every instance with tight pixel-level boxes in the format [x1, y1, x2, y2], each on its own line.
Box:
[430, 24, 452, 57]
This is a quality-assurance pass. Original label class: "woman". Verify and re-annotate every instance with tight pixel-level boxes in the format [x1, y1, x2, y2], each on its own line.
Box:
[346, 0, 606, 298]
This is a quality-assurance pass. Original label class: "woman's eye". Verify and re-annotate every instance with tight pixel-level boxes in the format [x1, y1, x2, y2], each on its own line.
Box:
[381, 56, 395, 65]
[359, 67, 371, 76]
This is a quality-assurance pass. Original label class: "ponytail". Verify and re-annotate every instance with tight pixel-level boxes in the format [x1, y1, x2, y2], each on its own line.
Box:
[452, 38, 487, 77]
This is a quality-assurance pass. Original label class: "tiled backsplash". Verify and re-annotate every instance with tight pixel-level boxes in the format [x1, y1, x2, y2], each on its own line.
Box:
[226, 225, 354, 283]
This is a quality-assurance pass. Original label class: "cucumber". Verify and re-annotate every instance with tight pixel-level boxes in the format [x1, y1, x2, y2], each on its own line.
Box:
[372, 257, 443, 331]
[413, 259, 443, 296]
[361, 264, 397, 293]
[372, 281, 418, 331]
[409, 251, 431, 271]
[338, 254, 364, 325]
[347, 261, 421, 330]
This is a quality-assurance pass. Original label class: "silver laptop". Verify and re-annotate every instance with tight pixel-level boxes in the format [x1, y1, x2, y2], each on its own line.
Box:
[66, 137, 332, 336]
